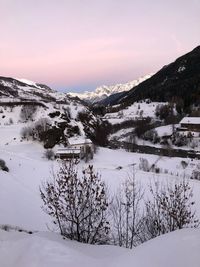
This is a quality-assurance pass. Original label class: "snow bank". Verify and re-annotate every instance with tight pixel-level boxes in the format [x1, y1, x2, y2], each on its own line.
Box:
[0, 228, 200, 267]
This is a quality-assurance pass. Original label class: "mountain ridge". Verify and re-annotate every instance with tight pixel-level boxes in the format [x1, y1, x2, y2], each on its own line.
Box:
[106, 45, 200, 108]
[68, 74, 153, 104]
[0, 76, 68, 103]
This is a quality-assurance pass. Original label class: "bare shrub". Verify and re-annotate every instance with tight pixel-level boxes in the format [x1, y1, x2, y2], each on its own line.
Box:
[181, 160, 188, 169]
[44, 149, 55, 160]
[34, 118, 51, 141]
[20, 105, 37, 122]
[142, 179, 199, 241]
[9, 118, 13, 124]
[40, 162, 110, 244]
[191, 164, 200, 180]
[82, 145, 94, 162]
[63, 106, 71, 119]
[76, 110, 91, 123]
[20, 126, 34, 140]
[0, 159, 9, 172]
[143, 129, 160, 144]
[125, 133, 136, 152]
[111, 171, 144, 248]
[20, 118, 51, 142]
[139, 158, 149, 172]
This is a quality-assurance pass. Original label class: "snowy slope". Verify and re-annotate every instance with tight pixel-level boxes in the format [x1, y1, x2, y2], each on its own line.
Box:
[68, 74, 153, 103]
[0, 76, 68, 102]
[103, 100, 163, 124]
[15, 78, 43, 88]
[0, 75, 97, 150]
[0, 228, 200, 267]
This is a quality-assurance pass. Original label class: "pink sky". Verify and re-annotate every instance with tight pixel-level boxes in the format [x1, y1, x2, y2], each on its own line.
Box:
[0, 0, 200, 92]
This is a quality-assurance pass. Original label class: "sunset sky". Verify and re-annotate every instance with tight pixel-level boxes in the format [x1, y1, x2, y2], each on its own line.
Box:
[0, 0, 200, 92]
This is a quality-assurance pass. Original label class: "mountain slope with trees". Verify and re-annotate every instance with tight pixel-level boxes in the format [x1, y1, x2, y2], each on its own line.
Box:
[106, 46, 200, 112]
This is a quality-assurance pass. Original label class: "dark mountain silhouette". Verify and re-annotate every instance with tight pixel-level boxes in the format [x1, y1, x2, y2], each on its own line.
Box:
[105, 46, 200, 110]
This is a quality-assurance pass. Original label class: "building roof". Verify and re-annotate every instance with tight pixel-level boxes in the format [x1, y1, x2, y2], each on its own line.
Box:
[56, 148, 81, 155]
[180, 117, 200, 125]
[68, 136, 92, 146]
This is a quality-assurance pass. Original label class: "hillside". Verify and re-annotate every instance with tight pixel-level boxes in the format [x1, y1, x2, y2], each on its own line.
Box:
[0, 76, 106, 150]
[106, 46, 200, 109]
[0, 76, 68, 102]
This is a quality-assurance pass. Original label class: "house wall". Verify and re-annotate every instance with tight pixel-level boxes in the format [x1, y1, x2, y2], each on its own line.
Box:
[70, 143, 94, 152]
[181, 123, 200, 132]
[56, 153, 80, 159]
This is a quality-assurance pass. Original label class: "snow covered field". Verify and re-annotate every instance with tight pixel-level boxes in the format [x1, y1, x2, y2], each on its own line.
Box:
[1, 122, 200, 266]
[1, 123, 200, 230]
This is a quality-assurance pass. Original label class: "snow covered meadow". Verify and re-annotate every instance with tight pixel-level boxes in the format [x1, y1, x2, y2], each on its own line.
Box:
[1, 122, 200, 230]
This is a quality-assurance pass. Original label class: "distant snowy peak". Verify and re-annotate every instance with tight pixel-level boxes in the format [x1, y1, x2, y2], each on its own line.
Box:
[68, 74, 153, 103]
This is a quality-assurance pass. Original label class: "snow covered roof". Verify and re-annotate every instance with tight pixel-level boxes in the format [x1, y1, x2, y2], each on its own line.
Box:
[56, 148, 81, 155]
[68, 136, 92, 146]
[180, 117, 200, 125]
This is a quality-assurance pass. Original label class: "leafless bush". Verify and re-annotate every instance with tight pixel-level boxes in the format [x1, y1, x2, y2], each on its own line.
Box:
[63, 106, 71, 119]
[20, 126, 34, 140]
[83, 145, 94, 163]
[44, 149, 55, 160]
[111, 170, 144, 248]
[20, 105, 37, 122]
[139, 158, 149, 172]
[143, 129, 160, 144]
[0, 159, 9, 172]
[9, 118, 13, 124]
[20, 118, 51, 142]
[34, 118, 51, 141]
[181, 160, 188, 169]
[125, 133, 136, 152]
[40, 162, 110, 244]
[142, 179, 199, 241]
[191, 164, 200, 180]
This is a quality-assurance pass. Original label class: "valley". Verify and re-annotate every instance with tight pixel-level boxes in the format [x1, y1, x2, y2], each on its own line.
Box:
[0, 46, 200, 266]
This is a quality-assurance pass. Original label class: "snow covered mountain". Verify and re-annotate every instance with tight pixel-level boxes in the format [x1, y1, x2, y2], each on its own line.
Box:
[107, 46, 200, 107]
[0, 76, 68, 103]
[68, 74, 153, 104]
[0, 76, 101, 149]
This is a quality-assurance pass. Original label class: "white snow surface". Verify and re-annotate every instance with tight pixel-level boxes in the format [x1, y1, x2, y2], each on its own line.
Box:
[1, 228, 200, 267]
[103, 101, 165, 124]
[180, 117, 200, 125]
[15, 78, 40, 88]
[0, 122, 200, 230]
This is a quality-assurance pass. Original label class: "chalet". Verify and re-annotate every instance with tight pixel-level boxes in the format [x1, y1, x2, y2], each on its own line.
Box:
[68, 137, 93, 153]
[56, 137, 93, 159]
[179, 117, 200, 132]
